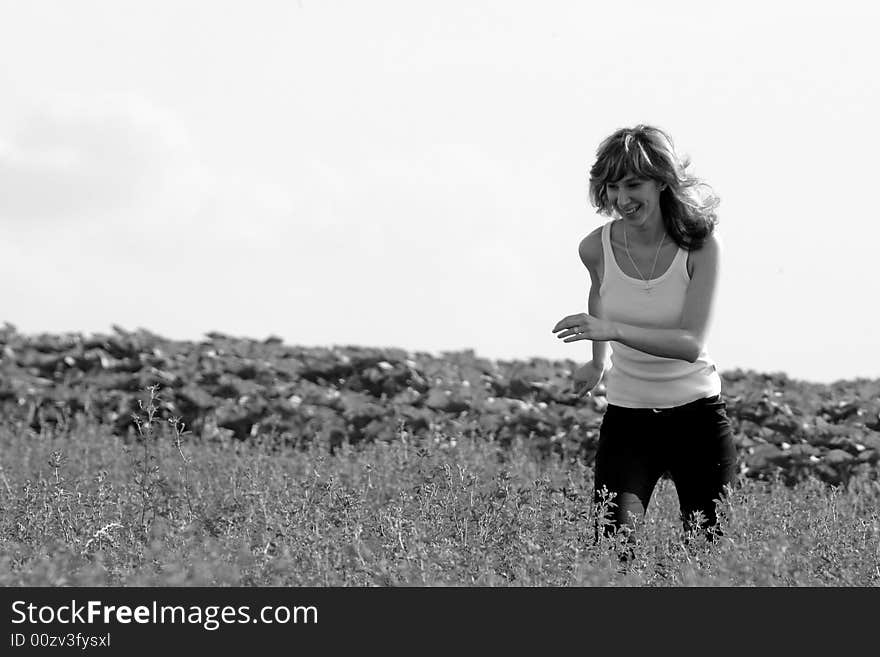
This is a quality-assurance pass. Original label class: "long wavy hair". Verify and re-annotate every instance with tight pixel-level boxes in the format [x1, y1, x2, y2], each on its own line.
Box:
[588, 125, 719, 250]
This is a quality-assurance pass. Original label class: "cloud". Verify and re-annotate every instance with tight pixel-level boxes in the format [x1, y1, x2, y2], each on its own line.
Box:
[0, 93, 297, 267]
[0, 94, 208, 229]
[0, 92, 560, 265]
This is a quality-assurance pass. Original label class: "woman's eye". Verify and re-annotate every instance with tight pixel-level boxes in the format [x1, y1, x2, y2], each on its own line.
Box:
[608, 181, 643, 191]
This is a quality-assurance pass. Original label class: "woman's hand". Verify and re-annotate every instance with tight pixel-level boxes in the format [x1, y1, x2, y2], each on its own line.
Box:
[572, 361, 604, 397]
[552, 313, 618, 342]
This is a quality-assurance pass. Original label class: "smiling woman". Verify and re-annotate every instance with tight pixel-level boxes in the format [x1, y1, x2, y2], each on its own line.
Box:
[552, 124, 737, 554]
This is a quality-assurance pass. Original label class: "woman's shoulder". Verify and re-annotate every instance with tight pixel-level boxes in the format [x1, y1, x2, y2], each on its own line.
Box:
[578, 223, 608, 270]
[690, 231, 722, 258]
[686, 231, 722, 278]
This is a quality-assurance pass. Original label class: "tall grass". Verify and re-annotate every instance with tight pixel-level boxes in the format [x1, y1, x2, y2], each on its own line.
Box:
[0, 389, 878, 586]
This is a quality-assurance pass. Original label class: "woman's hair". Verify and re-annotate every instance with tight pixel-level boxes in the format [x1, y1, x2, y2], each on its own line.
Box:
[588, 125, 719, 250]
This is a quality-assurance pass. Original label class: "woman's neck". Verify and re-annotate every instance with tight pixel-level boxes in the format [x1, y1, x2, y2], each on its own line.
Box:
[621, 216, 666, 248]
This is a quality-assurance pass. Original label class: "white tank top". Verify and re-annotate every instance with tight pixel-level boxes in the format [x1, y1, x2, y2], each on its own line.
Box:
[599, 220, 721, 408]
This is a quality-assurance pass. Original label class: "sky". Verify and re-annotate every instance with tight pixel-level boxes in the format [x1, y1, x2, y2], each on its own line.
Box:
[0, 0, 878, 384]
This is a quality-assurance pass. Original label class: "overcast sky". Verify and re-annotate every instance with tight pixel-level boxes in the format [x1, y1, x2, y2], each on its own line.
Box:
[1, 1, 877, 383]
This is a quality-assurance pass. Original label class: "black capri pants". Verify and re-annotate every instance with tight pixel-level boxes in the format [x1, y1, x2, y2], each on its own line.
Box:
[593, 394, 738, 540]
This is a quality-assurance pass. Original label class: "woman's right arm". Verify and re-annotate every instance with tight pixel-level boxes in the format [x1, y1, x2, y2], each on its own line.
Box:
[579, 229, 609, 371]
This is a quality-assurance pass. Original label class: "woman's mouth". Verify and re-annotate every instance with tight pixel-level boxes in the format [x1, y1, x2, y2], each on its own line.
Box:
[621, 204, 641, 217]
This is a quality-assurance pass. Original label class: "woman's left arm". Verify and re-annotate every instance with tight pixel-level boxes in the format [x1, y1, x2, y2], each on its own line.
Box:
[553, 235, 720, 363]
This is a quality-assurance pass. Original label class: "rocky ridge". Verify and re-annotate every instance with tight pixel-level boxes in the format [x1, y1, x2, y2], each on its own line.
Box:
[1, 323, 879, 486]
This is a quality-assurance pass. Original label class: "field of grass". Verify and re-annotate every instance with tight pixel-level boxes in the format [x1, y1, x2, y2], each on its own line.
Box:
[1, 390, 878, 587]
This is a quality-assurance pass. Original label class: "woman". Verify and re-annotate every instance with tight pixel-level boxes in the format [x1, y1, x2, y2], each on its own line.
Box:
[552, 125, 738, 543]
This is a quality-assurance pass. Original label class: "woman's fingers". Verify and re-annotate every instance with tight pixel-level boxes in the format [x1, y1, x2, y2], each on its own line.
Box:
[556, 323, 594, 340]
[552, 314, 587, 333]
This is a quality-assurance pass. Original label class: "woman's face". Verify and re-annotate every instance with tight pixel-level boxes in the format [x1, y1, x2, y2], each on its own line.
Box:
[605, 174, 664, 226]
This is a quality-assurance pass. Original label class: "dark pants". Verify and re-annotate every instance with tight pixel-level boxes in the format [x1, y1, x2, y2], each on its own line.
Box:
[593, 394, 738, 542]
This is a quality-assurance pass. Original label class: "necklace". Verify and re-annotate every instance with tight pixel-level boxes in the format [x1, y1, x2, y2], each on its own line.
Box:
[623, 223, 666, 293]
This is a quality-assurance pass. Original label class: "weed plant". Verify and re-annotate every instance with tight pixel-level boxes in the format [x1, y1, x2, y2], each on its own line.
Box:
[0, 388, 878, 586]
